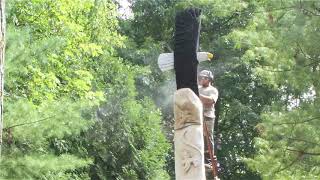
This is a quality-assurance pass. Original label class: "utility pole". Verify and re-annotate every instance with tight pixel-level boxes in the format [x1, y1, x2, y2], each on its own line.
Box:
[0, 0, 5, 157]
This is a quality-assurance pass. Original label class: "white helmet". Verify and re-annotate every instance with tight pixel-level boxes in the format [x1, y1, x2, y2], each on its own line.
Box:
[199, 70, 214, 81]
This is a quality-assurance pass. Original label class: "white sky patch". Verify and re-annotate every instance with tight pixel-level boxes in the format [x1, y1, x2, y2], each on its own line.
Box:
[281, 86, 317, 111]
[118, 0, 133, 19]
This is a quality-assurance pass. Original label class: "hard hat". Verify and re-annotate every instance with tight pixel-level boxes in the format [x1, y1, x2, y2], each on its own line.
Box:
[199, 70, 214, 81]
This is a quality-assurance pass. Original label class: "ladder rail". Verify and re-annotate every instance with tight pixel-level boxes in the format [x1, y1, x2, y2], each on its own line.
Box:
[203, 122, 218, 179]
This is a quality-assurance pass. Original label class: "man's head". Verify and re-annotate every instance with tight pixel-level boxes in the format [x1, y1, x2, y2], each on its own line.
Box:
[198, 70, 214, 87]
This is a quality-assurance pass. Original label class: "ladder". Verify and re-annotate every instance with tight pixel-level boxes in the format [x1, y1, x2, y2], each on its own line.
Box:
[203, 122, 219, 179]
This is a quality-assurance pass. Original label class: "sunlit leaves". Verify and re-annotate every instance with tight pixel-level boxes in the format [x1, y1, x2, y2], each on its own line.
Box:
[3, 0, 170, 179]
[0, 154, 92, 179]
[176, 0, 248, 17]
[4, 99, 93, 146]
[234, 1, 320, 176]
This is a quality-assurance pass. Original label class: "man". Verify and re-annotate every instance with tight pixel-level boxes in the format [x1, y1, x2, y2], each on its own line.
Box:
[198, 70, 219, 164]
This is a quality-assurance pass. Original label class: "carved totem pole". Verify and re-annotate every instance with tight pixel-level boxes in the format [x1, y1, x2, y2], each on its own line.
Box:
[174, 88, 205, 179]
[173, 8, 205, 180]
[157, 8, 216, 180]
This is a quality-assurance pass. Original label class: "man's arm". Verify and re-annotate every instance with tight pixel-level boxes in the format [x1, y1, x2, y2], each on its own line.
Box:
[199, 94, 216, 109]
[199, 88, 218, 108]
[199, 94, 215, 105]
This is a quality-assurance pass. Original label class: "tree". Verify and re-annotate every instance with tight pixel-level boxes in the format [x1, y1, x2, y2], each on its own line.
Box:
[227, 0, 320, 179]
[120, 1, 279, 179]
[0, 0, 5, 157]
[1, 0, 170, 179]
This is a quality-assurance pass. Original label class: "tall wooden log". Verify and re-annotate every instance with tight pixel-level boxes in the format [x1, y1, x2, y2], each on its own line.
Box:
[173, 8, 205, 180]
[174, 88, 205, 180]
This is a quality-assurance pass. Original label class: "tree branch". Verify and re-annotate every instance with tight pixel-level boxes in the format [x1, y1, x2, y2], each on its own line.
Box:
[297, 0, 320, 16]
[252, 6, 297, 14]
[3, 116, 55, 130]
[254, 40, 320, 73]
[286, 148, 320, 156]
[272, 116, 320, 125]
[275, 154, 301, 173]
[301, 7, 320, 16]
[259, 66, 294, 72]
[297, 43, 320, 67]
[288, 137, 320, 146]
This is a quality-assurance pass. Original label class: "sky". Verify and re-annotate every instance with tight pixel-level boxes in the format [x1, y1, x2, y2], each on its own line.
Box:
[118, 0, 133, 19]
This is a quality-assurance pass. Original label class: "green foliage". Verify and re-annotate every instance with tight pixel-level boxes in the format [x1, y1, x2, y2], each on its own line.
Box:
[5, 0, 318, 179]
[6, 0, 123, 102]
[226, 0, 320, 179]
[4, 99, 93, 145]
[3, 0, 170, 179]
[176, 0, 248, 17]
[125, 1, 276, 179]
[1, 98, 94, 179]
[1, 154, 91, 180]
[87, 69, 169, 179]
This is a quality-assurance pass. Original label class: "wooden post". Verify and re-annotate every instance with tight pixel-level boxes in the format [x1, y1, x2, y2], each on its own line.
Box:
[0, 0, 5, 157]
[174, 88, 205, 180]
[173, 8, 206, 179]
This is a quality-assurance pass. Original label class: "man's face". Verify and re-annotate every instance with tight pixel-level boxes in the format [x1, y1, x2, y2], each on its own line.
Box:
[199, 76, 210, 87]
